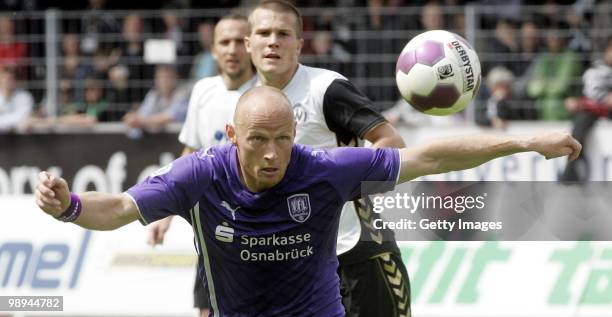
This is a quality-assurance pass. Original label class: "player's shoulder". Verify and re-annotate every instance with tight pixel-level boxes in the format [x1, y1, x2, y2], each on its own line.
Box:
[293, 144, 356, 171]
[193, 144, 232, 163]
[191, 76, 224, 95]
[299, 65, 347, 90]
[292, 65, 348, 104]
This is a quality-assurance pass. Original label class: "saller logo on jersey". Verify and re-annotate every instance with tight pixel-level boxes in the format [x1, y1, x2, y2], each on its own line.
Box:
[287, 194, 311, 223]
[215, 222, 234, 243]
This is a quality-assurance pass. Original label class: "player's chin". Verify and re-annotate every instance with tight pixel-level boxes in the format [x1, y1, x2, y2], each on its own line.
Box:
[259, 62, 282, 73]
[258, 169, 283, 183]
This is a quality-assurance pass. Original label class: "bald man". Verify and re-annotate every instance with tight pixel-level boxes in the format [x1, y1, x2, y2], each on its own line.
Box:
[36, 86, 581, 316]
[146, 14, 255, 316]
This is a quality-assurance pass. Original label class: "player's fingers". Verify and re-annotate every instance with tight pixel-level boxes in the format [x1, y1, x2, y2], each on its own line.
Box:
[39, 192, 61, 207]
[147, 229, 158, 246]
[559, 147, 573, 157]
[147, 233, 155, 246]
[568, 138, 582, 161]
[37, 181, 55, 198]
[38, 171, 54, 191]
[157, 231, 165, 245]
[38, 171, 50, 182]
[545, 147, 572, 160]
[47, 173, 58, 188]
[36, 197, 60, 214]
[568, 145, 581, 162]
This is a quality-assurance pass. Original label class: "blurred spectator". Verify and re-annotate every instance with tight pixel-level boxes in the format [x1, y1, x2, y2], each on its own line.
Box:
[480, 0, 522, 29]
[161, 6, 191, 78]
[91, 47, 119, 80]
[57, 76, 117, 128]
[485, 19, 519, 75]
[421, 1, 445, 31]
[0, 15, 27, 79]
[452, 12, 466, 37]
[107, 65, 137, 114]
[516, 20, 544, 77]
[512, 19, 544, 119]
[162, 7, 185, 53]
[565, 6, 592, 57]
[591, 1, 612, 58]
[0, 0, 36, 10]
[312, 31, 333, 56]
[308, 31, 350, 75]
[475, 66, 514, 129]
[190, 21, 217, 81]
[527, 22, 582, 121]
[60, 33, 95, 104]
[0, 66, 32, 132]
[80, 0, 120, 54]
[116, 13, 152, 104]
[358, 0, 409, 106]
[561, 38, 612, 182]
[122, 65, 189, 133]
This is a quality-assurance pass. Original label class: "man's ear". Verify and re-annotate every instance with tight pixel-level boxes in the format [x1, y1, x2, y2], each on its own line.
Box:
[211, 45, 219, 62]
[226, 124, 238, 145]
[296, 38, 304, 56]
[244, 36, 252, 53]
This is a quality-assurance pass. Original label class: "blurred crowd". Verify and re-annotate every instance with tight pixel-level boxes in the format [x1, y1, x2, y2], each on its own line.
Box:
[0, 0, 610, 135]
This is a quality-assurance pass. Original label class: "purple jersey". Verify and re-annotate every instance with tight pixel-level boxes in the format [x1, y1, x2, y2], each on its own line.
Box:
[126, 144, 400, 316]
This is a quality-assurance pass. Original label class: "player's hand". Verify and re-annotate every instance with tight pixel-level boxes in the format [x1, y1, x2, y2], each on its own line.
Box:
[530, 132, 582, 161]
[36, 171, 71, 217]
[147, 216, 173, 246]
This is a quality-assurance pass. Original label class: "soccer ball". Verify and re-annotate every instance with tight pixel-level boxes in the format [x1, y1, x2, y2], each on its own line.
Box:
[395, 30, 482, 116]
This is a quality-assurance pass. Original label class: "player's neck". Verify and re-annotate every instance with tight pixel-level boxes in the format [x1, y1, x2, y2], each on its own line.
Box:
[258, 64, 299, 90]
[222, 71, 254, 90]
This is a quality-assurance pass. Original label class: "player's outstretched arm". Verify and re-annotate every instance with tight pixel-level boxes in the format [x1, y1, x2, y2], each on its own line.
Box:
[364, 122, 406, 148]
[145, 144, 197, 246]
[36, 171, 139, 230]
[397, 132, 581, 183]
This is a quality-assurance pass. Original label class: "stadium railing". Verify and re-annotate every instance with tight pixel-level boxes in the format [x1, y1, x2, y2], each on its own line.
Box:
[2, 4, 610, 124]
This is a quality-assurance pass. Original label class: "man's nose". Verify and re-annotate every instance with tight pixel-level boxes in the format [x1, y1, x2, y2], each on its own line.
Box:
[267, 33, 280, 47]
[263, 144, 279, 161]
[228, 41, 238, 53]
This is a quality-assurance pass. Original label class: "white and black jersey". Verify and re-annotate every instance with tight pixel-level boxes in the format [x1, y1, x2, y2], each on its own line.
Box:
[267, 65, 400, 261]
[179, 75, 257, 150]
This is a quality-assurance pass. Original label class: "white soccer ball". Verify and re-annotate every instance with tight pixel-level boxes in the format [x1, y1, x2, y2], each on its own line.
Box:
[395, 30, 482, 116]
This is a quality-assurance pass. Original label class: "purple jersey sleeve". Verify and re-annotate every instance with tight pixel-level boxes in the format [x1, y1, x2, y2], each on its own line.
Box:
[323, 147, 400, 201]
[126, 151, 213, 225]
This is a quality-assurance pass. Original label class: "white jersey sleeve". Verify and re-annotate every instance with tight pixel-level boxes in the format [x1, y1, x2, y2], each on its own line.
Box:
[178, 77, 220, 150]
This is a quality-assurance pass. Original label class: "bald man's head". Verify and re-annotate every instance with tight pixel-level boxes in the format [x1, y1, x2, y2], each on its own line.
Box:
[233, 86, 294, 128]
[226, 86, 296, 192]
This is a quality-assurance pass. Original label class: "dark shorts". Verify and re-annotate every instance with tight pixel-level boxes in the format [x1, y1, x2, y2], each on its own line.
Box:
[194, 263, 210, 310]
[338, 252, 411, 317]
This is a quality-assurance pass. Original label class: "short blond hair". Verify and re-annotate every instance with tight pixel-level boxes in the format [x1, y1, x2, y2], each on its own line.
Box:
[248, 0, 303, 38]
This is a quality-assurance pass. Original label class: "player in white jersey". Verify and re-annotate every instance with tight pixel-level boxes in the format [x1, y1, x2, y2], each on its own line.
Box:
[146, 14, 255, 317]
[244, 1, 411, 316]
[179, 73, 256, 152]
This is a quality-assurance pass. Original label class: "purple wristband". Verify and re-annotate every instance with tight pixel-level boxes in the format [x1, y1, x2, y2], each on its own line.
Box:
[56, 193, 82, 222]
